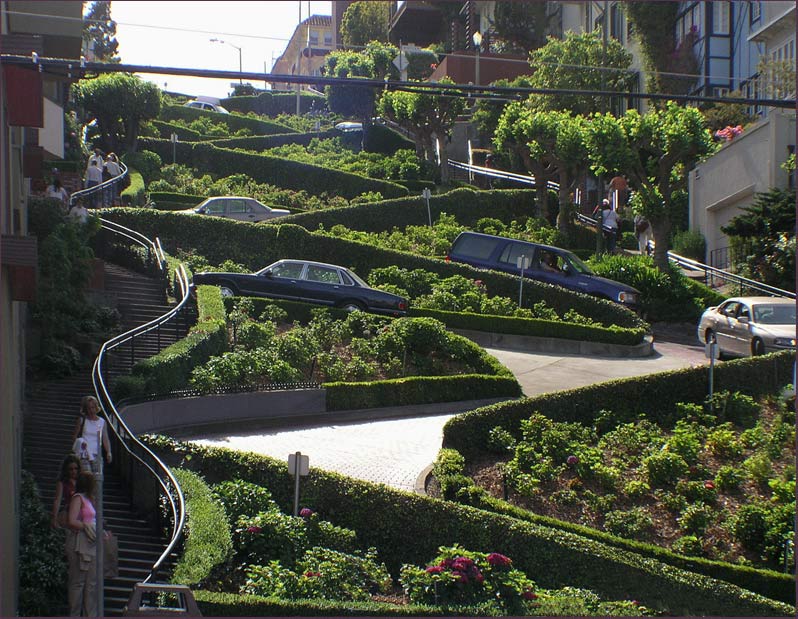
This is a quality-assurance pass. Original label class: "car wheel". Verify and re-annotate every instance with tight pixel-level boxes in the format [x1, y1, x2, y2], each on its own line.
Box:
[340, 301, 365, 312]
[219, 285, 237, 298]
[751, 338, 766, 356]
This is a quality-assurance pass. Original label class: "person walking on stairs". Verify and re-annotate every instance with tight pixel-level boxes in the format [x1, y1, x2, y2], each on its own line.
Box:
[66, 471, 98, 617]
[72, 396, 112, 473]
[52, 454, 80, 528]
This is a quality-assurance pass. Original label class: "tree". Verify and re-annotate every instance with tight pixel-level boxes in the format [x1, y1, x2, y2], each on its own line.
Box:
[378, 77, 465, 184]
[721, 188, 796, 291]
[584, 102, 716, 270]
[526, 31, 635, 116]
[340, 1, 390, 47]
[472, 75, 534, 143]
[490, 2, 551, 54]
[324, 42, 398, 148]
[72, 73, 161, 152]
[83, 1, 120, 63]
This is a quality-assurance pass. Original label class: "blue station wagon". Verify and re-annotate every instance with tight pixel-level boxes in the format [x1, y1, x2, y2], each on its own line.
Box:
[447, 232, 640, 309]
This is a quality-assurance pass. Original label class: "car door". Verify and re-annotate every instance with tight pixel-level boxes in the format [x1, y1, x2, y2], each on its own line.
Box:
[226, 198, 255, 222]
[300, 264, 344, 306]
[495, 241, 537, 278]
[530, 249, 571, 288]
[714, 301, 742, 354]
[203, 198, 227, 218]
[727, 301, 754, 355]
[246, 261, 305, 299]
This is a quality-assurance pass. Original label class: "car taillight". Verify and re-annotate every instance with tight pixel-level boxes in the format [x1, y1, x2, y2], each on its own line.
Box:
[398, 301, 407, 311]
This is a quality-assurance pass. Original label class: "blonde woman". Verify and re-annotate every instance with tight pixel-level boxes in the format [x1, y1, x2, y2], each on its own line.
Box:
[72, 396, 112, 472]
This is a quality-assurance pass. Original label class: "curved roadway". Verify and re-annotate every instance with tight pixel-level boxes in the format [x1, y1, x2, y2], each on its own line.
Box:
[187, 324, 708, 492]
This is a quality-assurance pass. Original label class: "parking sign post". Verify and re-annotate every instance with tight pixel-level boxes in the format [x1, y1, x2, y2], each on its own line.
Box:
[422, 188, 432, 227]
[287, 451, 310, 516]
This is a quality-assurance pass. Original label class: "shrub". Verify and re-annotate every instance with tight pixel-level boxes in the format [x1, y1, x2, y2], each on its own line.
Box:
[714, 465, 744, 493]
[643, 451, 689, 487]
[711, 391, 760, 428]
[672, 230, 706, 262]
[171, 468, 233, 585]
[678, 503, 714, 535]
[213, 480, 277, 525]
[603, 508, 655, 541]
[732, 503, 770, 553]
[704, 424, 743, 459]
[672, 535, 704, 557]
[122, 150, 162, 184]
[742, 453, 773, 487]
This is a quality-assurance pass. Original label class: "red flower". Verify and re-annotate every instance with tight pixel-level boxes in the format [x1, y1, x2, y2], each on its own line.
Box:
[246, 526, 262, 534]
[299, 507, 314, 518]
[567, 455, 579, 466]
[523, 590, 538, 600]
[704, 480, 715, 490]
[487, 552, 512, 568]
[426, 565, 444, 574]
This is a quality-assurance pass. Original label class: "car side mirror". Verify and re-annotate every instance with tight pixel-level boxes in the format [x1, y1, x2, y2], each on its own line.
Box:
[195, 207, 205, 214]
[737, 316, 749, 324]
[562, 263, 572, 276]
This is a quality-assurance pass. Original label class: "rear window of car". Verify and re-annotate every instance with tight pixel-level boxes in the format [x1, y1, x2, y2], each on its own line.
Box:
[306, 265, 341, 284]
[451, 234, 500, 260]
[498, 242, 536, 266]
[228, 199, 248, 213]
[271, 262, 304, 278]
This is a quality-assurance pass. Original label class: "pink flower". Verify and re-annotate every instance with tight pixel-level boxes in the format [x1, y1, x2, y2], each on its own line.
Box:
[567, 455, 579, 466]
[304, 571, 321, 578]
[426, 565, 444, 574]
[299, 507, 314, 518]
[487, 552, 512, 568]
[474, 572, 484, 584]
[246, 526, 262, 534]
[704, 480, 715, 490]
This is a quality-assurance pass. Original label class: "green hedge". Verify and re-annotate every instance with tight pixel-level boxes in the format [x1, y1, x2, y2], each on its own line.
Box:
[442, 351, 795, 458]
[221, 91, 326, 116]
[206, 130, 339, 151]
[120, 168, 146, 206]
[113, 285, 227, 399]
[159, 104, 297, 135]
[280, 187, 535, 233]
[325, 374, 521, 411]
[433, 451, 795, 605]
[150, 119, 203, 142]
[170, 468, 232, 585]
[194, 590, 446, 616]
[410, 307, 646, 346]
[142, 437, 793, 616]
[136, 138, 409, 201]
[99, 210, 647, 331]
[149, 191, 205, 208]
[364, 123, 416, 154]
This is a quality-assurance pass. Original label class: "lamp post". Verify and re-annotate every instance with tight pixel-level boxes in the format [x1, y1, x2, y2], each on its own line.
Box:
[210, 38, 243, 84]
[472, 31, 482, 86]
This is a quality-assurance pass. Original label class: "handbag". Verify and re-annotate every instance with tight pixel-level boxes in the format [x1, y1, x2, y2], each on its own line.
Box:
[103, 530, 119, 579]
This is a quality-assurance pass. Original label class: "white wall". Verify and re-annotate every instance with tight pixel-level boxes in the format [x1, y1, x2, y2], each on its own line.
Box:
[39, 97, 64, 159]
[689, 110, 796, 265]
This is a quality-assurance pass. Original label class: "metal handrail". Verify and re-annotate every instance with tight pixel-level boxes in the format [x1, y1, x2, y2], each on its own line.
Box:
[449, 159, 560, 190]
[91, 218, 189, 585]
[69, 161, 129, 208]
[576, 213, 795, 299]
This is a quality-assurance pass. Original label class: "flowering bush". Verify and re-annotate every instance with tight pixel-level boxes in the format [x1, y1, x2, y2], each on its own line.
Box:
[242, 547, 392, 601]
[714, 125, 744, 141]
[399, 545, 537, 614]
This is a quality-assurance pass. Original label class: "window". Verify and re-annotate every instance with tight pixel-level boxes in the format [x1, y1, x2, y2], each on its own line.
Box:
[309, 30, 319, 46]
[324, 32, 332, 47]
[712, 2, 729, 34]
[271, 262, 304, 279]
[205, 200, 226, 215]
[306, 265, 340, 284]
[227, 199, 248, 214]
[498, 243, 533, 267]
[750, 1, 760, 24]
[451, 234, 499, 260]
[713, 87, 730, 97]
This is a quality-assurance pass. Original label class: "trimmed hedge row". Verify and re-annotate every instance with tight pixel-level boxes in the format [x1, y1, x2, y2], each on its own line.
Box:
[159, 104, 297, 135]
[136, 138, 409, 201]
[143, 437, 793, 616]
[410, 307, 646, 346]
[221, 91, 326, 116]
[112, 285, 227, 399]
[99, 210, 646, 331]
[442, 351, 795, 458]
[280, 187, 535, 233]
[206, 129, 343, 150]
[148, 191, 204, 207]
[193, 590, 446, 616]
[150, 119, 203, 142]
[433, 449, 795, 604]
[120, 168, 145, 206]
[170, 468, 232, 585]
[325, 374, 521, 411]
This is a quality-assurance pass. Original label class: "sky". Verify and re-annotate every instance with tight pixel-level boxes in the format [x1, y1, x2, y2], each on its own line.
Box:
[110, 1, 332, 100]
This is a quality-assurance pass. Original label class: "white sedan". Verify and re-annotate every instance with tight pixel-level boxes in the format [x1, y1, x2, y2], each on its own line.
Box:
[182, 197, 290, 222]
[697, 296, 796, 357]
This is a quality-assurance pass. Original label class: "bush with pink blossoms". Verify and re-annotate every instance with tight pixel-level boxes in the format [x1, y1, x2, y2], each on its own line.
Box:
[399, 544, 537, 614]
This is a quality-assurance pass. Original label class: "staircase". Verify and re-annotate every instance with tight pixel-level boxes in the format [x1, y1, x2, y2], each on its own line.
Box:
[24, 261, 193, 616]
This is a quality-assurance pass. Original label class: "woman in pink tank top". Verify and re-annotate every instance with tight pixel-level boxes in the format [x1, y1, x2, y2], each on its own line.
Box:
[66, 471, 98, 616]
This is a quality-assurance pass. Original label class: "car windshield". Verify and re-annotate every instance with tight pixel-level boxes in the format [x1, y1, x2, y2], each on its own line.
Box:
[216, 105, 229, 114]
[752, 303, 796, 325]
[560, 251, 593, 275]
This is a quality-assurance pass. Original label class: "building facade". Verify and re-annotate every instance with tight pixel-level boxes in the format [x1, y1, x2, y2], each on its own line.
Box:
[270, 15, 335, 91]
[1, 1, 83, 613]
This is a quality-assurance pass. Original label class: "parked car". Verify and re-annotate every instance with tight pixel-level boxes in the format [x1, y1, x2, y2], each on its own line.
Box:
[181, 197, 290, 222]
[183, 99, 229, 114]
[192, 259, 408, 316]
[697, 296, 796, 357]
[334, 121, 363, 132]
[447, 231, 640, 309]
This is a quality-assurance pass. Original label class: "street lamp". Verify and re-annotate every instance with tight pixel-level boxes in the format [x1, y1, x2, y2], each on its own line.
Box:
[210, 38, 243, 84]
[472, 31, 482, 86]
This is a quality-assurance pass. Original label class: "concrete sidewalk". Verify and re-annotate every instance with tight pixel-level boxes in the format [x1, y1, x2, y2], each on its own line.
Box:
[186, 332, 708, 493]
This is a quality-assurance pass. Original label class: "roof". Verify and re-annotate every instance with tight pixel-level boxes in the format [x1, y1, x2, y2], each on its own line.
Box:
[303, 14, 332, 27]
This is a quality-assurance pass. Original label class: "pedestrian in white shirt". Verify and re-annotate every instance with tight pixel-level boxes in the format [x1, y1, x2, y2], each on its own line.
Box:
[69, 200, 90, 223]
[600, 199, 619, 253]
[46, 178, 70, 212]
[104, 153, 122, 206]
[85, 160, 103, 207]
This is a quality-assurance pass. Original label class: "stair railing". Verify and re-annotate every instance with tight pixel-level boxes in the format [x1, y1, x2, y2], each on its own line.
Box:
[91, 218, 189, 585]
[69, 161, 129, 209]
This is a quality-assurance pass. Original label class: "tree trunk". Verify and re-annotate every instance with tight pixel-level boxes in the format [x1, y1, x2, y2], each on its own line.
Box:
[556, 173, 572, 236]
[651, 218, 672, 271]
[437, 132, 450, 184]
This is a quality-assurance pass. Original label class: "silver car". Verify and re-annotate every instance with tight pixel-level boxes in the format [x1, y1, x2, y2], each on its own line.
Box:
[183, 197, 289, 222]
[697, 296, 796, 357]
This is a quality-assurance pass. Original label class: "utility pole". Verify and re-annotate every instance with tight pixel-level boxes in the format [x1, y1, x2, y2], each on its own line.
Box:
[596, 0, 609, 254]
[296, 1, 302, 116]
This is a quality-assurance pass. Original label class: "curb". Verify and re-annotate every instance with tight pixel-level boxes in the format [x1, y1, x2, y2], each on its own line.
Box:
[415, 463, 434, 496]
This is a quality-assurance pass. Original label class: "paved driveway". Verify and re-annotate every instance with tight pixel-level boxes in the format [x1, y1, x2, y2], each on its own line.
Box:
[188, 330, 709, 493]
